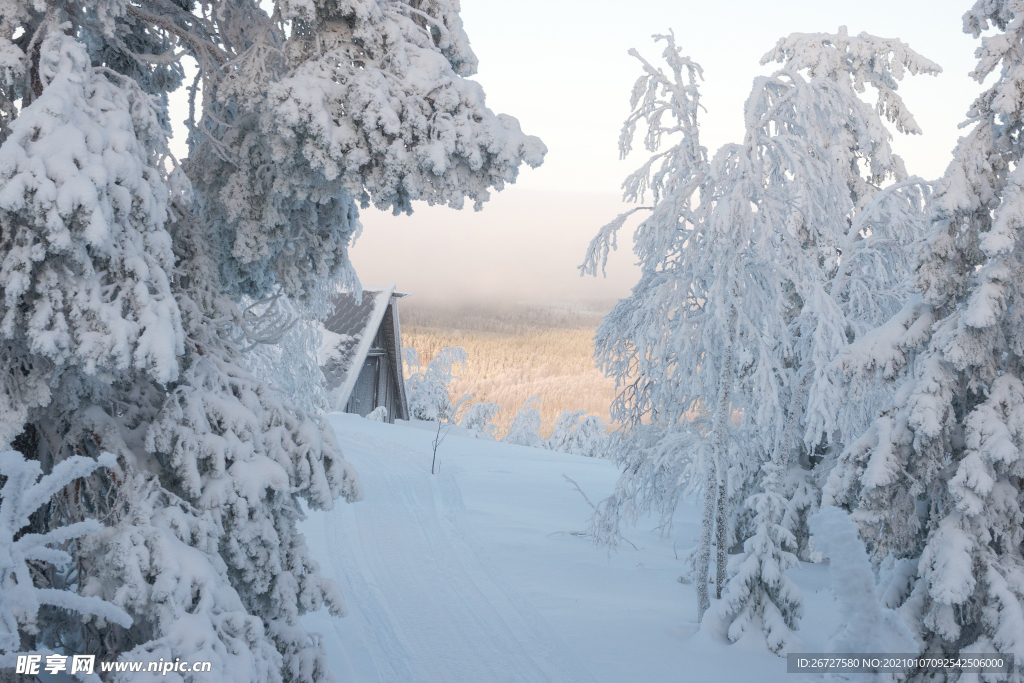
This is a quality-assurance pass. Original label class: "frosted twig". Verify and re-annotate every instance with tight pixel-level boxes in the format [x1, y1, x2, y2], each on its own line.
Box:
[548, 530, 639, 551]
[562, 474, 596, 511]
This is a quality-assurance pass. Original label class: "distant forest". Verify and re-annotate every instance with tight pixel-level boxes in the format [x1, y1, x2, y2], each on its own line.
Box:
[399, 301, 618, 437]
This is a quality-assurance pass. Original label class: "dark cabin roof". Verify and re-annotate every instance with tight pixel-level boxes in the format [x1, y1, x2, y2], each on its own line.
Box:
[320, 284, 409, 418]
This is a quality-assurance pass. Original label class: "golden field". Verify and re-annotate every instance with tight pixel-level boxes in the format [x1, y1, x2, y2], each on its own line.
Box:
[399, 302, 618, 438]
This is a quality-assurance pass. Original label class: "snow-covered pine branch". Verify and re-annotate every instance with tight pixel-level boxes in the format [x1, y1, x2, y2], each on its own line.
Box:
[188, 0, 546, 304]
[0, 451, 131, 665]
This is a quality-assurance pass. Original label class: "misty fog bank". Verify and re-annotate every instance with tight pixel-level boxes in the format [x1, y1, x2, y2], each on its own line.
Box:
[349, 188, 642, 307]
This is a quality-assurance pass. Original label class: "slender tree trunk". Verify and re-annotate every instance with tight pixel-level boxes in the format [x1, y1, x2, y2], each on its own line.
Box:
[698, 306, 737, 620]
[715, 481, 728, 599]
[696, 464, 715, 620]
[782, 372, 810, 474]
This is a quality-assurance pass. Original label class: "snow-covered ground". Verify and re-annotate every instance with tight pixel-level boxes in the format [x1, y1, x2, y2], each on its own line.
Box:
[301, 414, 840, 682]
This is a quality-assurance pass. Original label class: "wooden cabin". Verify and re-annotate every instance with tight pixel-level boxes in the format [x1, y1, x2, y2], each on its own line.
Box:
[320, 284, 410, 422]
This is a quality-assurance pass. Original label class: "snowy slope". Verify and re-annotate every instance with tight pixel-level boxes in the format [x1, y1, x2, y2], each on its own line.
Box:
[301, 414, 839, 682]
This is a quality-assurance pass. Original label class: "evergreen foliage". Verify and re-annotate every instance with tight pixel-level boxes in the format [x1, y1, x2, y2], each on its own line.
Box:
[0, 2, 542, 680]
[823, 1, 1024, 672]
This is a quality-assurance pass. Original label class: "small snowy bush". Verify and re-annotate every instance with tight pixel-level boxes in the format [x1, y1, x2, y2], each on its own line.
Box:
[503, 397, 543, 447]
[366, 407, 388, 422]
[404, 347, 470, 422]
[544, 409, 609, 458]
[459, 401, 501, 439]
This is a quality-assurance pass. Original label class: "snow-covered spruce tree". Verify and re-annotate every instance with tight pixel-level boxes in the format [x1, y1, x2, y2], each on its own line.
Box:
[0, 24, 182, 459]
[583, 30, 935, 648]
[823, 1, 1024, 671]
[0, 20, 291, 679]
[0, 3, 542, 682]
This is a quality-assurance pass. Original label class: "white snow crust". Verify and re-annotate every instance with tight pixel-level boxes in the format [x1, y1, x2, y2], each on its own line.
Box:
[301, 414, 842, 682]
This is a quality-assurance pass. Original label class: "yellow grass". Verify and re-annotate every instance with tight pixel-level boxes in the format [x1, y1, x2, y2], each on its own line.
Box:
[399, 302, 617, 438]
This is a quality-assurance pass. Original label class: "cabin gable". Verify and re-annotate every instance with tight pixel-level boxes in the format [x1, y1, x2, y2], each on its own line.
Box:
[320, 284, 409, 423]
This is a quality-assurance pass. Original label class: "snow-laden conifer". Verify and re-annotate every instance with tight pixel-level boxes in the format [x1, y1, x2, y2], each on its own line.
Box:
[188, 0, 546, 302]
[0, 30, 181, 448]
[824, 2, 1024, 671]
[0, 2, 542, 681]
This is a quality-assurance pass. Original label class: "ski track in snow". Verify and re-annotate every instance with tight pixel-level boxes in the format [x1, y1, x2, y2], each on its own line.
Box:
[314, 427, 597, 683]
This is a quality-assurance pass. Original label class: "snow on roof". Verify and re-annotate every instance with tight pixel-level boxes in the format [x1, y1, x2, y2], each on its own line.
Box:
[321, 283, 407, 413]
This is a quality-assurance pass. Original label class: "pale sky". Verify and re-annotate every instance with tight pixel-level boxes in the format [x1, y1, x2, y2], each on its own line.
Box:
[352, 0, 982, 307]
[175, 1, 984, 307]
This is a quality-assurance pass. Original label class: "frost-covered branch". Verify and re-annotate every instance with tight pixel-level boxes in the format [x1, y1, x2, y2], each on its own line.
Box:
[0, 451, 131, 656]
